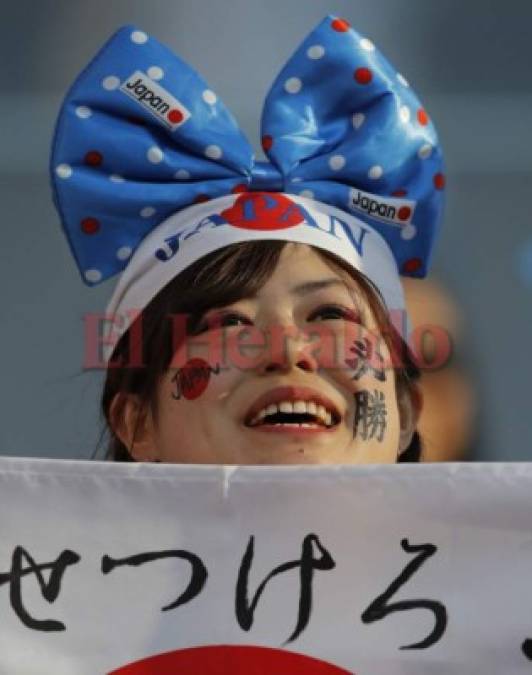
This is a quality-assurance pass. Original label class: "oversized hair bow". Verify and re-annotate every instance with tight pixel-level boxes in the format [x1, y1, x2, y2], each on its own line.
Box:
[51, 16, 444, 286]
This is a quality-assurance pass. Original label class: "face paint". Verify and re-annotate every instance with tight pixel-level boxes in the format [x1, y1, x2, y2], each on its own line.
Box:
[171, 359, 221, 401]
[353, 389, 387, 442]
[345, 337, 386, 382]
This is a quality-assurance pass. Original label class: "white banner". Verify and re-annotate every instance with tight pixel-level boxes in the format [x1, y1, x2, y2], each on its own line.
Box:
[2, 457, 532, 674]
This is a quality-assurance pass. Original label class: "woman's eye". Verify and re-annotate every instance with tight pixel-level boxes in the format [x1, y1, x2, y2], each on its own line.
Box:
[194, 312, 252, 333]
[309, 305, 361, 322]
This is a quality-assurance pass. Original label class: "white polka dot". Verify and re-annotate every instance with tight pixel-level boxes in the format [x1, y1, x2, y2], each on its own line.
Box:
[147, 66, 164, 80]
[401, 223, 417, 240]
[418, 143, 433, 160]
[202, 89, 217, 105]
[284, 77, 302, 94]
[75, 106, 92, 119]
[352, 112, 365, 129]
[147, 146, 164, 164]
[55, 164, 72, 179]
[397, 73, 409, 87]
[399, 105, 411, 124]
[368, 165, 383, 179]
[131, 30, 148, 44]
[140, 206, 156, 218]
[102, 75, 120, 91]
[110, 174, 125, 183]
[175, 169, 191, 179]
[205, 145, 222, 160]
[329, 155, 346, 171]
[300, 190, 315, 199]
[116, 246, 133, 261]
[291, 177, 303, 183]
[85, 269, 102, 283]
[307, 45, 325, 59]
[360, 37, 375, 51]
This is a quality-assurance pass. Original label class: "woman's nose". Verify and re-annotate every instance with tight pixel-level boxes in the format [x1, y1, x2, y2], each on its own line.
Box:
[256, 323, 319, 375]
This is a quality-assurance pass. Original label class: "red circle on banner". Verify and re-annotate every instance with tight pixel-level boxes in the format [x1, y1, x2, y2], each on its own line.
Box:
[108, 645, 352, 674]
[168, 109, 184, 124]
[354, 68, 373, 85]
[221, 193, 304, 231]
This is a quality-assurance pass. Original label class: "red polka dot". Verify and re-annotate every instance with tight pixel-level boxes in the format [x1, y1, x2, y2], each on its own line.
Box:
[354, 67, 373, 85]
[231, 183, 248, 194]
[80, 217, 100, 234]
[194, 194, 210, 203]
[403, 258, 423, 274]
[168, 109, 184, 124]
[417, 108, 429, 126]
[331, 18, 350, 32]
[434, 172, 446, 190]
[392, 189, 407, 197]
[84, 151, 103, 167]
[262, 135, 273, 152]
[398, 206, 411, 221]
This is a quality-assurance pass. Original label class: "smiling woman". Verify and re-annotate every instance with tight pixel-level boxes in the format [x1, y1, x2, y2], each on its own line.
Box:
[50, 17, 443, 468]
[103, 239, 422, 464]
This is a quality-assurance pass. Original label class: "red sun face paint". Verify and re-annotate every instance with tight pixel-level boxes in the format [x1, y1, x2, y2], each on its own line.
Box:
[108, 644, 352, 674]
[171, 359, 220, 401]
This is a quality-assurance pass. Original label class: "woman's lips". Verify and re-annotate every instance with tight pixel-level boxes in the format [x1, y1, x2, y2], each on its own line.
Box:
[245, 422, 338, 435]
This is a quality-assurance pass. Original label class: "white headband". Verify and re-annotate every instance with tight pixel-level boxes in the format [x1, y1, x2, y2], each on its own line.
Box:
[104, 193, 405, 361]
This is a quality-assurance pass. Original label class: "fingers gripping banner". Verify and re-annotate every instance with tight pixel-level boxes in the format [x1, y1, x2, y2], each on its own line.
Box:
[1, 458, 532, 674]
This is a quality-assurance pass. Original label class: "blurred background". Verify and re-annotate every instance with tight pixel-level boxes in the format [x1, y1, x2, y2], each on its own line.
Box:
[1, 0, 530, 461]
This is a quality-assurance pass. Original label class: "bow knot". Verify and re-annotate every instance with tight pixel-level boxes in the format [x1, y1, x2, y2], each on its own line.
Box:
[249, 161, 284, 192]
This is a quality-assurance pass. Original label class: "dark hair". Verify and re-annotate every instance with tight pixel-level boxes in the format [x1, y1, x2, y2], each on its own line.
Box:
[101, 240, 422, 462]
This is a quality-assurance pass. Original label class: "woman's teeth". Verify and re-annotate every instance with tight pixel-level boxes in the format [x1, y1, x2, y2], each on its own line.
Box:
[248, 400, 334, 428]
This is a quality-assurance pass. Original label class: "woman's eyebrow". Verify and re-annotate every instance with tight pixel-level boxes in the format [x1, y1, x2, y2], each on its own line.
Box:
[289, 278, 350, 296]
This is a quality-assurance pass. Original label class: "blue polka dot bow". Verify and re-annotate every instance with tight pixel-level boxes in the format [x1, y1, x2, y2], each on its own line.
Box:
[51, 15, 445, 286]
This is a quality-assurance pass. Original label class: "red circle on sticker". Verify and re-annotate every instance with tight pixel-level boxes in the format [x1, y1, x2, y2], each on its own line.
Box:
[331, 18, 351, 32]
[403, 257, 423, 273]
[397, 206, 411, 221]
[108, 645, 352, 675]
[261, 135, 273, 152]
[168, 109, 184, 124]
[417, 108, 429, 126]
[177, 358, 215, 400]
[81, 217, 100, 234]
[221, 193, 304, 231]
[354, 67, 373, 85]
[84, 151, 103, 167]
[433, 172, 446, 190]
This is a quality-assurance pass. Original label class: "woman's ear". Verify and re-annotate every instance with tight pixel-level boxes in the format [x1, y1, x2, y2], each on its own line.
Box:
[397, 384, 423, 455]
[109, 393, 159, 462]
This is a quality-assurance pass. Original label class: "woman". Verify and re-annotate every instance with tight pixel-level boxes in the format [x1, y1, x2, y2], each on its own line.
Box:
[50, 17, 443, 465]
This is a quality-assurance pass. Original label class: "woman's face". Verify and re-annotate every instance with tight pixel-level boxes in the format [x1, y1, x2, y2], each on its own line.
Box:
[129, 243, 418, 464]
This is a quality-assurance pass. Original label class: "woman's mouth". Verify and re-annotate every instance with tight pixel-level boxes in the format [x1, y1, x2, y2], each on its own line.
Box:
[244, 387, 342, 434]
